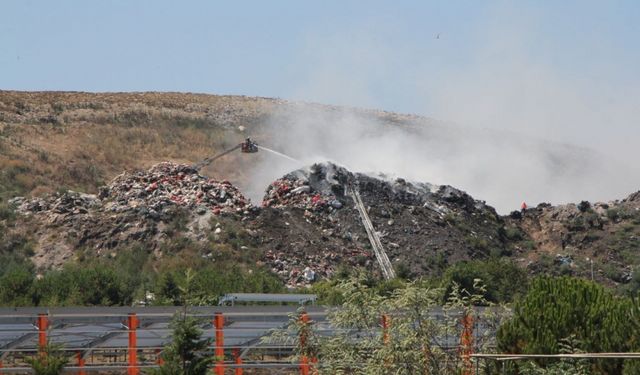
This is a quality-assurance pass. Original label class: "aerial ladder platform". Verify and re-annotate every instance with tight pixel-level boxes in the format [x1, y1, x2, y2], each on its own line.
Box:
[349, 186, 396, 280]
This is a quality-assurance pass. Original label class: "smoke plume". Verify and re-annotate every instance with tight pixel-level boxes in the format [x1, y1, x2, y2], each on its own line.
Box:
[243, 3, 640, 213]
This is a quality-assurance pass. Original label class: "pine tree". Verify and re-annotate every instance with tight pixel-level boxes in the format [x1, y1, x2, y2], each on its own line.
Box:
[497, 276, 640, 374]
[152, 313, 212, 375]
[151, 269, 212, 375]
[25, 343, 69, 375]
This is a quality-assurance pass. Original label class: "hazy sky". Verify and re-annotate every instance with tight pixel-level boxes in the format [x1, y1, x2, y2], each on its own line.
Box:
[2, 1, 640, 209]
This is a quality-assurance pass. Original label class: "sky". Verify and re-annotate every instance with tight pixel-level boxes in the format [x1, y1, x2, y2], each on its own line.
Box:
[2, 0, 640, 209]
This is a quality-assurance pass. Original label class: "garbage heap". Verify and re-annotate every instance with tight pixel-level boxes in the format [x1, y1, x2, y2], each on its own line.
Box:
[262, 163, 349, 211]
[101, 162, 251, 216]
[11, 191, 100, 215]
[11, 162, 253, 256]
[257, 162, 507, 286]
[263, 248, 372, 288]
[259, 163, 377, 286]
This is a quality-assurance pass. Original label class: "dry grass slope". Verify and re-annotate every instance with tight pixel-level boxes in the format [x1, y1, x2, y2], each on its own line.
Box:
[0, 91, 285, 200]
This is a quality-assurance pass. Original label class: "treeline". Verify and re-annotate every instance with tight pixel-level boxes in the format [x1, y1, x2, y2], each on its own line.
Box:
[0, 250, 532, 307]
[0, 245, 283, 306]
[311, 257, 530, 305]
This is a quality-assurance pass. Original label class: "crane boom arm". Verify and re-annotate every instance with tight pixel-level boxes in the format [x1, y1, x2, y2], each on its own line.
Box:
[192, 144, 241, 170]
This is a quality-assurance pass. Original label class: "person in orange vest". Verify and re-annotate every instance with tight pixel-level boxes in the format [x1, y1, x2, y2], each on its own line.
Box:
[521, 201, 528, 214]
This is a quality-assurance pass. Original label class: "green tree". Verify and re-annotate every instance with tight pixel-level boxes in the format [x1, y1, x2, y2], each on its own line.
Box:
[0, 263, 34, 305]
[498, 277, 640, 374]
[152, 269, 212, 375]
[152, 314, 212, 375]
[34, 264, 130, 306]
[517, 336, 591, 375]
[25, 343, 69, 375]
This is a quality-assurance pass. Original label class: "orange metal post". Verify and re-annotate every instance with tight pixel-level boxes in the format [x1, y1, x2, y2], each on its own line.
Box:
[37, 313, 49, 358]
[460, 312, 474, 375]
[156, 349, 164, 366]
[233, 348, 243, 375]
[214, 312, 225, 375]
[299, 312, 310, 375]
[127, 313, 139, 375]
[300, 356, 310, 374]
[77, 351, 86, 375]
[37, 313, 48, 349]
[381, 314, 390, 344]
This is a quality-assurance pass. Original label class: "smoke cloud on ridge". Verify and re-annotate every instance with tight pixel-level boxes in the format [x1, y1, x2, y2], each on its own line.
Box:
[244, 4, 640, 214]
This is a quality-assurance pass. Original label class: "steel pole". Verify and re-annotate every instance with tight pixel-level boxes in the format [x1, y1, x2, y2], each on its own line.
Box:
[214, 312, 225, 375]
[127, 313, 138, 375]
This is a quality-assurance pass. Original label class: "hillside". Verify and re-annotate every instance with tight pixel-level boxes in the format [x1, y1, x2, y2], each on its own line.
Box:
[0, 90, 626, 211]
[0, 91, 638, 299]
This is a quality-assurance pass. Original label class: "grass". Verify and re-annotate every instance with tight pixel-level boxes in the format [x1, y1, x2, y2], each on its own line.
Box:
[0, 91, 269, 200]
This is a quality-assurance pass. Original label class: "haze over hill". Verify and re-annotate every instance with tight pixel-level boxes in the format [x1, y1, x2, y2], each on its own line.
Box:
[0, 91, 636, 214]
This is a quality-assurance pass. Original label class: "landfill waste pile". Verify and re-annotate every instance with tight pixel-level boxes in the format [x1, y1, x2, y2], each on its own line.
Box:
[252, 162, 507, 286]
[8, 161, 510, 285]
[261, 248, 371, 287]
[10, 162, 253, 268]
[10, 159, 638, 288]
[262, 163, 349, 211]
[101, 162, 250, 216]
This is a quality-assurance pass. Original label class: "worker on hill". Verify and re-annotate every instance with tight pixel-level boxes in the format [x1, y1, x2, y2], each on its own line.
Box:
[521, 201, 528, 214]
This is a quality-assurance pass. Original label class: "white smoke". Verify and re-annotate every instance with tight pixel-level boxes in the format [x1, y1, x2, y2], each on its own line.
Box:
[243, 3, 640, 213]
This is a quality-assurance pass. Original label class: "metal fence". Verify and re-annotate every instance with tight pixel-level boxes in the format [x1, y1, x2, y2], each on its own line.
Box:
[0, 306, 501, 374]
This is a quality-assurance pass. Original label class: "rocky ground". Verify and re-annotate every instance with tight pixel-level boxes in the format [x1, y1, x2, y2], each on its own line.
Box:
[508, 194, 640, 286]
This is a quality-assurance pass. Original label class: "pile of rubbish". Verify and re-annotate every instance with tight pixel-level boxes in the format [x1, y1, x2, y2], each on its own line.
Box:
[10, 160, 512, 286]
[262, 163, 349, 211]
[10, 191, 100, 216]
[263, 248, 371, 287]
[9, 162, 257, 265]
[262, 178, 344, 211]
[101, 162, 251, 216]
[15, 162, 251, 219]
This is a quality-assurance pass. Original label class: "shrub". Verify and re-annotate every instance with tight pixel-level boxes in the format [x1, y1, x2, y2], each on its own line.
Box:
[568, 216, 586, 231]
[578, 200, 591, 213]
[34, 264, 131, 306]
[268, 276, 501, 375]
[25, 343, 69, 375]
[0, 203, 15, 221]
[394, 261, 412, 279]
[607, 208, 621, 222]
[504, 226, 524, 241]
[0, 264, 34, 306]
[441, 258, 528, 304]
[154, 266, 284, 306]
[464, 235, 489, 253]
